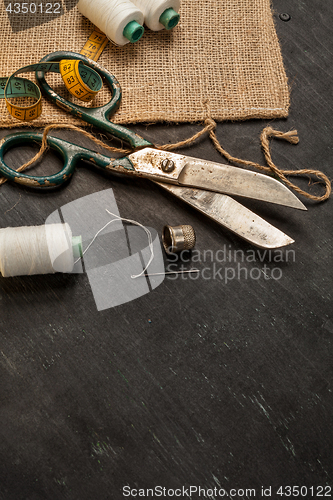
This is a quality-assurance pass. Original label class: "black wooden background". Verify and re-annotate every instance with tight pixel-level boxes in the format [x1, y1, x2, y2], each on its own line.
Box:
[0, 1, 332, 499]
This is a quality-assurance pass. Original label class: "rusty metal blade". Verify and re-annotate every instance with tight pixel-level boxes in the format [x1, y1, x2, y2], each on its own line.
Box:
[128, 149, 306, 211]
[156, 183, 295, 249]
[178, 159, 307, 211]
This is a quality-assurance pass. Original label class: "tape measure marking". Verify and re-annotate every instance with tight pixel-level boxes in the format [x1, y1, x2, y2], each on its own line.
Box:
[1, 23, 110, 122]
[80, 27, 109, 62]
[2, 63, 55, 121]
[59, 59, 103, 102]
[1, 60, 103, 121]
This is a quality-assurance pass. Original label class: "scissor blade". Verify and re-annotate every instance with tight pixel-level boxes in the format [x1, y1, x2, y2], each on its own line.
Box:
[156, 182, 295, 249]
[178, 158, 307, 210]
[128, 149, 306, 210]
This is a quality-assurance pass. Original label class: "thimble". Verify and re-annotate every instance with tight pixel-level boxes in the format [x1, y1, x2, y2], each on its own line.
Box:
[162, 225, 196, 254]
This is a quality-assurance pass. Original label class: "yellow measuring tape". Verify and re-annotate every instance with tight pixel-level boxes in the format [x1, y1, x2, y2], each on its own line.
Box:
[0, 57, 103, 122]
[1, 65, 42, 122]
[80, 27, 109, 62]
[59, 59, 102, 102]
[1, 26, 109, 122]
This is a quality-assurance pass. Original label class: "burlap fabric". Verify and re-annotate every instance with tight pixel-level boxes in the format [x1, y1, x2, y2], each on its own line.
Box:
[0, 0, 289, 127]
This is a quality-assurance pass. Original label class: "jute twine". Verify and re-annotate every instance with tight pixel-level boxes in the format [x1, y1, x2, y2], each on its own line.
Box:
[0, 104, 330, 202]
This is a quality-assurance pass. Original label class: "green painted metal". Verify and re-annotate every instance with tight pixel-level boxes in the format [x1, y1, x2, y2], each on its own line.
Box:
[35, 51, 153, 150]
[0, 132, 135, 187]
[0, 51, 155, 187]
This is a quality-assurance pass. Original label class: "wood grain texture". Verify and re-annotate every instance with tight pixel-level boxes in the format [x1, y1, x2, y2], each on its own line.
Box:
[0, 1, 332, 498]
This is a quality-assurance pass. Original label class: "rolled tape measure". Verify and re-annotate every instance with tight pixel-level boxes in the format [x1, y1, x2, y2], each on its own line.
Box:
[59, 59, 103, 102]
[1, 63, 44, 122]
[1, 24, 109, 122]
[0, 57, 103, 122]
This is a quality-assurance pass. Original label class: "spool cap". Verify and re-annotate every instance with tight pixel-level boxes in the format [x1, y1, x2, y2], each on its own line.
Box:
[159, 8, 180, 30]
[123, 20, 144, 43]
[162, 225, 196, 255]
[72, 236, 83, 259]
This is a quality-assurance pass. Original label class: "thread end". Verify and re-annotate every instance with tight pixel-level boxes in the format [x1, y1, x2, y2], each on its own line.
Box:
[159, 8, 180, 30]
[72, 236, 83, 259]
[123, 20, 144, 43]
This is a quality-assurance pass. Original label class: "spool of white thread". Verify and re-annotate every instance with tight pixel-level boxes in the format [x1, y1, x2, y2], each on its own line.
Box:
[0, 223, 82, 277]
[131, 0, 180, 31]
[77, 0, 145, 46]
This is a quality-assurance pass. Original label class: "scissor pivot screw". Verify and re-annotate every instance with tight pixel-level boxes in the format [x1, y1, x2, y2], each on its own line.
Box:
[161, 159, 175, 172]
[279, 12, 291, 21]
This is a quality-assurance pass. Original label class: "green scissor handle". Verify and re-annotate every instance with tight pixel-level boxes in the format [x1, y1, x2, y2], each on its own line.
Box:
[0, 132, 135, 187]
[35, 51, 153, 150]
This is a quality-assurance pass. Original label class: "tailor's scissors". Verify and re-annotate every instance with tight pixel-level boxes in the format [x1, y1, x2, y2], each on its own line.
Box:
[0, 51, 306, 249]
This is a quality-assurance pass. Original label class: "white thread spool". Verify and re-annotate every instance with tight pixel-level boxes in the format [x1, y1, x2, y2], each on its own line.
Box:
[131, 0, 180, 31]
[0, 223, 82, 277]
[77, 0, 145, 46]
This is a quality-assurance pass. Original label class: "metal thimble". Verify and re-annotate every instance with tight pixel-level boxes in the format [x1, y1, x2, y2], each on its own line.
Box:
[162, 225, 196, 255]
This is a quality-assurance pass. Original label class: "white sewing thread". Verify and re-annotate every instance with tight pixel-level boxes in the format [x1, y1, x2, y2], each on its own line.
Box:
[0, 215, 154, 279]
[131, 0, 180, 30]
[0, 223, 74, 277]
[76, 209, 154, 279]
[77, 0, 144, 46]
